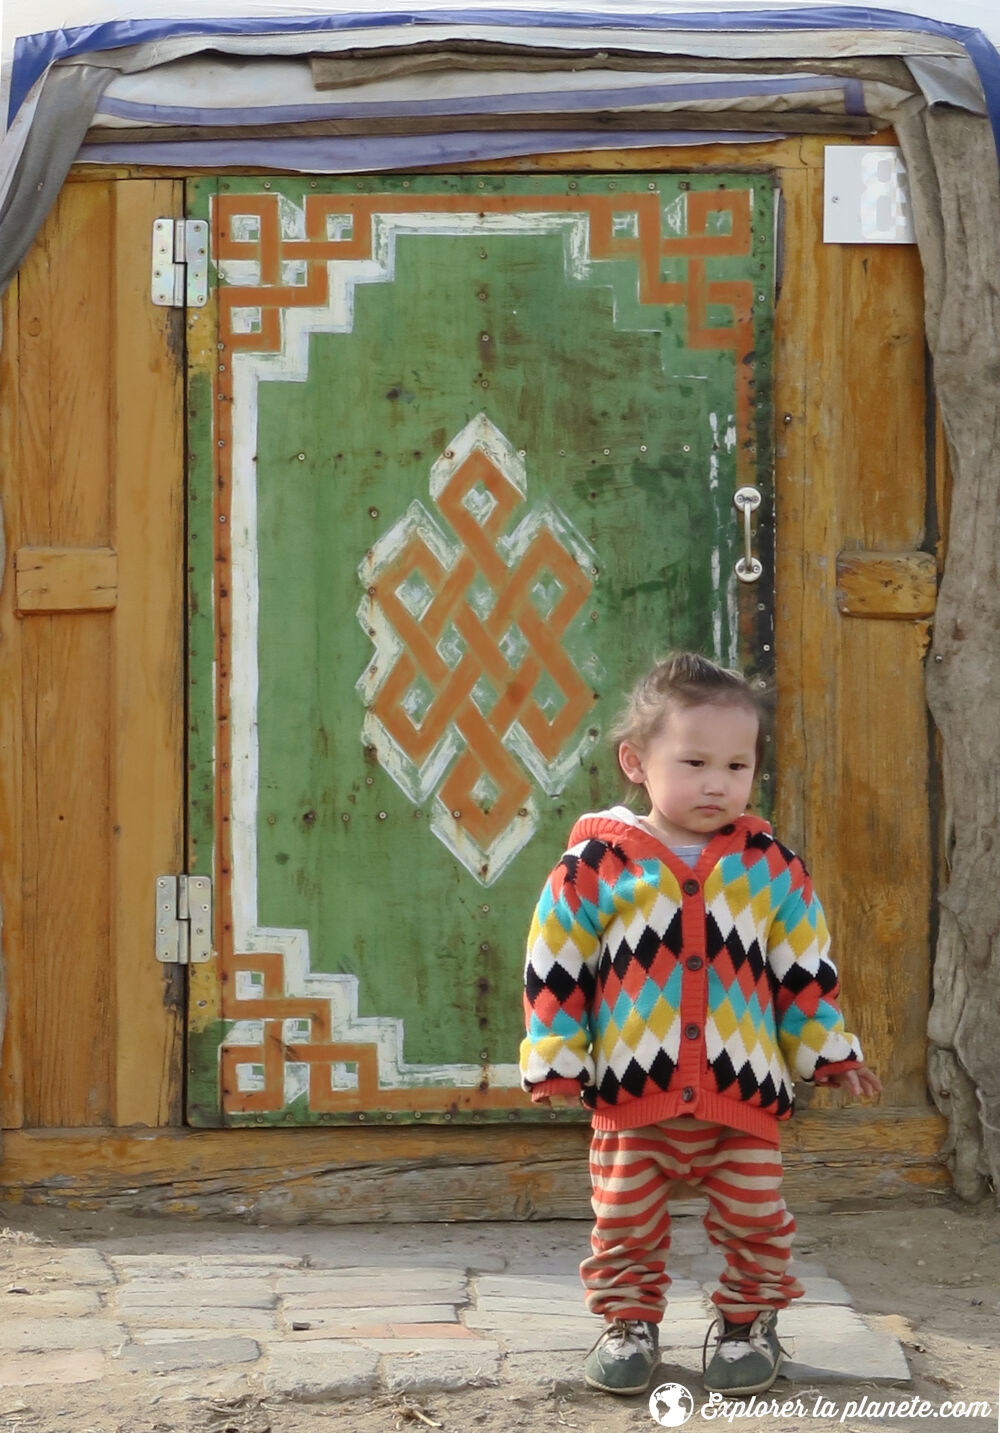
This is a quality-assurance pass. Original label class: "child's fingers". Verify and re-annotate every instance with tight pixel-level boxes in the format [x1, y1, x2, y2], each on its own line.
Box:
[816, 1065, 881, 1096]
[841, 1067, 882, 1097]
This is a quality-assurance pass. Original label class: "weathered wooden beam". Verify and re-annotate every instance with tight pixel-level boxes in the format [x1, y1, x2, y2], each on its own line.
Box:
[308, 49, 913, 92]
[84, 110, 877, 146]
[0, 1109, 949, 1221]
[14, 546, 118, 614]
[836, 550, 938, 619]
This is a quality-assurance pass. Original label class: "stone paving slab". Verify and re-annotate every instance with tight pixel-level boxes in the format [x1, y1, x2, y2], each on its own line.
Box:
[658, 1318, 721, 1352]
[275, 1270, 466, 1296]
[110, 1254, 304, 1276]
[0, 1288, 104, 1316]
[121, 1309, 278, 1332]
[780, 1305, 912, 1384]
[472, 1276, 709, 1318]
[114, 1337, 262, 1373]
[0, 1214, 912, 1402]
[473, 1274, 586, 1303]
[663, 1221, 712, 1255]
[260, 1342, 380, 1400]
[472, 1294, 586, 1316]
[664, 1278, 705, 1300]
[282, 1304, 461, 1330]
[464, 1322, 599, 1354]
[343, 1337, 502, 1354]
[465, 1308, 597, 1333]
[285, 1285, 467, 1309]
[381, 1343, 503, 1393]
[5, 1249, 114, 1285]
[115, 1279, 276, 1308]
[664, 1297, 714, 1320]
[690, 1255, 832, 1286]
[797, 1276, 854, 1305]
[468, 1315, 718, 1357]
[292, 1319, 477, 1342]
[0, 1318, 127, 1352]
[126, 1328, 259, 1345]
[473, 1294, 709, 1321]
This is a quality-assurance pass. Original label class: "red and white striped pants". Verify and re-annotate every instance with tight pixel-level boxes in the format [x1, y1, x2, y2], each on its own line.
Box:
[581, 1119, 804, 1323]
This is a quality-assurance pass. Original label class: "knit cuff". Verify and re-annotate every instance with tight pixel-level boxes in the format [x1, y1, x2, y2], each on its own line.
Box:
[813, 1058, 862, 1084]
[530, 1078, 582, 1102]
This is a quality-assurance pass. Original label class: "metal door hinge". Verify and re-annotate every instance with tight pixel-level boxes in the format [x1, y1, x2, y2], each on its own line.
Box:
[155, 875, 213, 964]
[151, 219, 209, 308]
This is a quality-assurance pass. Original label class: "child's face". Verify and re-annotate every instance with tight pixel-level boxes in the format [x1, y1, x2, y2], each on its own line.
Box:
[618, 701, 758, 846]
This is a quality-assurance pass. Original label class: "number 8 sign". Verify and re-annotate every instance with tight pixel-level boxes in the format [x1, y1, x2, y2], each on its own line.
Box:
[824, 145, 917, 244]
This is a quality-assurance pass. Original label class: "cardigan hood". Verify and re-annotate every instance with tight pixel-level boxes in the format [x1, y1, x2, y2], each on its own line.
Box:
[519, 806, 863, 1143]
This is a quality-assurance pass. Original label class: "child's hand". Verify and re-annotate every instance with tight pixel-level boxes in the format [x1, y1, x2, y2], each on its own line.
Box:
[815, 1063, 882, 1098]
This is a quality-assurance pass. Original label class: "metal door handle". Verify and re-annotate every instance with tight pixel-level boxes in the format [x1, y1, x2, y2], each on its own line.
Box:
[733, 486, 763, 583]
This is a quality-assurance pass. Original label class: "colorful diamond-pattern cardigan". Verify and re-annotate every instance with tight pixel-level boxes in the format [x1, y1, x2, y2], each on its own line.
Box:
[519, 807, 863, 1143]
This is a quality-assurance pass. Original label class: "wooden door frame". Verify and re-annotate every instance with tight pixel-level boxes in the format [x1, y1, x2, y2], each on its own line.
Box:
[0, 135, 948, 1217]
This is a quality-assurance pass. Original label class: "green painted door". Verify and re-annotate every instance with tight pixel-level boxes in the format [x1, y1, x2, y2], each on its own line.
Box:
[186, 172, 776, 1126]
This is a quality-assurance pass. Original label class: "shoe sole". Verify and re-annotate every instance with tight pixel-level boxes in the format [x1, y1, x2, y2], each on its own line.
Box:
[584, 1369, 657, 1396]
[703, 1350, 783, 1397]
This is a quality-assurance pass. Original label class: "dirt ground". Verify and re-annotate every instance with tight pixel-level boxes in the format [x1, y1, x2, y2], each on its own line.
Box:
[0, 1196, 997, 1433]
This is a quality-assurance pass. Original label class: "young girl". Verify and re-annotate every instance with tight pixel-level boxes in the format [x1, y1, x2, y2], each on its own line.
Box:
[519, 653, 880, 1398]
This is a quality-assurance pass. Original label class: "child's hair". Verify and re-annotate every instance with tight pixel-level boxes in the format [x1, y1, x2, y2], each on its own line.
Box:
[609, 652, 771, 772]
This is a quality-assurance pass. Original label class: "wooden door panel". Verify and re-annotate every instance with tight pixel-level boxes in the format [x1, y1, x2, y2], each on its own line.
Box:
[186, 172, 777, 1126]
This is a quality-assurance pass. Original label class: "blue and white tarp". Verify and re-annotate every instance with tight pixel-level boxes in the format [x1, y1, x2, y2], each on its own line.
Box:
[4, 1, 1000, 122]
[4, 4, 1000, 139]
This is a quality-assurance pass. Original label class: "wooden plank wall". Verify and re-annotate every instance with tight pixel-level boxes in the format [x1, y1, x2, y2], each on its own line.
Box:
[0, 177, 186, 1131]
[0, 139, 945, 1214]
[773, 151, 934, 1109]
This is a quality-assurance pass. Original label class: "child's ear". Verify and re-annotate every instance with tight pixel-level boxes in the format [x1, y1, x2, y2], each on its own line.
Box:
[618, 741, 645, 785]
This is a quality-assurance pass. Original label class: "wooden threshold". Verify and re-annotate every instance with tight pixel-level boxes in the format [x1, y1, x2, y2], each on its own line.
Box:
[0, 1108, 948, 1222]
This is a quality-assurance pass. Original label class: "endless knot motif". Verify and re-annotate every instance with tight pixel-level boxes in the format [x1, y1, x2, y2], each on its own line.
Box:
[357, 415, 597, 884]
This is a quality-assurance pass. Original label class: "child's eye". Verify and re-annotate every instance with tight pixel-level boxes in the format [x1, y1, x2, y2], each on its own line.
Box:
[684, 759, 704, 768]
[730, 762, 749, 771]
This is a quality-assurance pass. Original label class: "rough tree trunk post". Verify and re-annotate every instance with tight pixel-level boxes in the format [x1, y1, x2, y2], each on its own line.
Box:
[899, 105, 1000, 1202]
[0, 950, 5, 1166]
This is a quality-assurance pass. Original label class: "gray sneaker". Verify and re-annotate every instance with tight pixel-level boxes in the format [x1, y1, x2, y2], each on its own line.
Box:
[703, 1310, 782, 1395]
[583, 1318, 660, 1395]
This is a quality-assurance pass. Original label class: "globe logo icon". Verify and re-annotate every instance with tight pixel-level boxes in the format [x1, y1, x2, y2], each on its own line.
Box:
[649, 1381, 696, 1427]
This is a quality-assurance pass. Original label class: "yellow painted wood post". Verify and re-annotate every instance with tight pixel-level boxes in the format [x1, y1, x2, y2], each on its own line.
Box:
[110, 178, 186, 1127]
